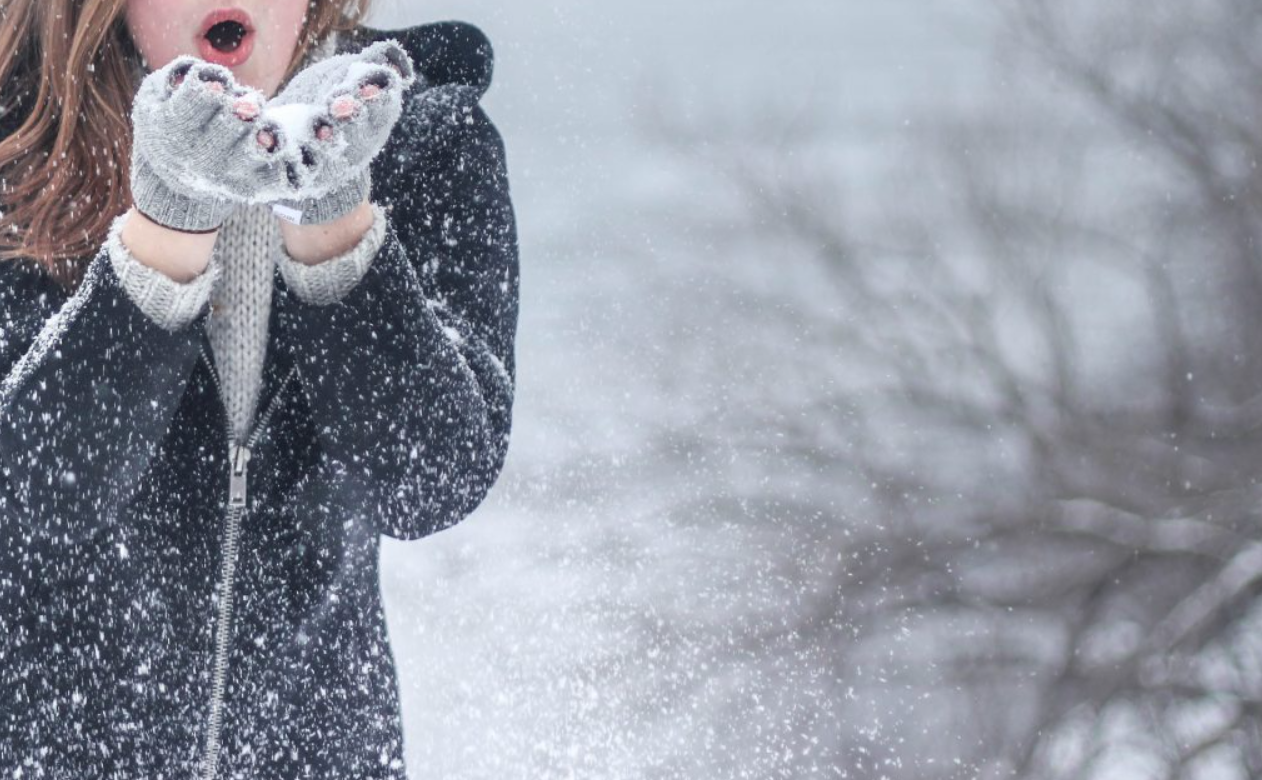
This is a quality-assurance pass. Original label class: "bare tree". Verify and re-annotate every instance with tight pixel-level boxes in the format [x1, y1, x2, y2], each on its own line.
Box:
[627, 1, 1262, 777]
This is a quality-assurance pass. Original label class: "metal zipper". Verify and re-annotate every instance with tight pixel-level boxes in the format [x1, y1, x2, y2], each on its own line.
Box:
[196, 340, 298, 780]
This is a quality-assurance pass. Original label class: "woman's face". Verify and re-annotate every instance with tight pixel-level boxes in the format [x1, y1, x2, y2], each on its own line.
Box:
[124, 1, 311, 97]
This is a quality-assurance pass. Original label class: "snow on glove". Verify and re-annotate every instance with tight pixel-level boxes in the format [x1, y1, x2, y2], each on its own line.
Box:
[129, 57, 280, 232]
[258, 40, 418, 225]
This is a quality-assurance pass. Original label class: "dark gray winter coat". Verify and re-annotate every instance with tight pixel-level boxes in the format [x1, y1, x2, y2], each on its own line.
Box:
[0, 20, 518, 779]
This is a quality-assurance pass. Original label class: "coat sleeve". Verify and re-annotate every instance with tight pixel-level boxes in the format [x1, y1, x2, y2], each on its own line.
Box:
[0, 244, 209, 543]
[274, 98, 520, 541]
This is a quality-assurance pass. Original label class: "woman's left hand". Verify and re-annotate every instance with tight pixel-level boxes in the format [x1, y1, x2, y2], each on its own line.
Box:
[252, 40, 418, 225]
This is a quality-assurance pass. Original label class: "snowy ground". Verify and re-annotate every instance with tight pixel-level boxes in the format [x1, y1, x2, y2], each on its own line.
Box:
[365, 2, 997, 777]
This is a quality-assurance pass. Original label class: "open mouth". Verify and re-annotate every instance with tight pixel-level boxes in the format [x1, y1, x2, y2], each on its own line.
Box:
[197, 9, 255, 67]
[206, 20, 248, 52]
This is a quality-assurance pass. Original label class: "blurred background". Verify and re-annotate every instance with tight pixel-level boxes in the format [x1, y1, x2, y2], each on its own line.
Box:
[370, 1, 1262, 777]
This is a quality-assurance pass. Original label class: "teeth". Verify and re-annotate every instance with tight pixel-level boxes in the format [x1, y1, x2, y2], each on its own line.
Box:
[205, 20, 247, 53]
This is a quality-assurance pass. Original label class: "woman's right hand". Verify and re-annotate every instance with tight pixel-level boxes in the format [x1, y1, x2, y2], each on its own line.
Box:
[128, 56, 281, 233]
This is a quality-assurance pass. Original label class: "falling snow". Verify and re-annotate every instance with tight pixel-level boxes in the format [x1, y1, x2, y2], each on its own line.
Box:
[5, 0, 1256, 778]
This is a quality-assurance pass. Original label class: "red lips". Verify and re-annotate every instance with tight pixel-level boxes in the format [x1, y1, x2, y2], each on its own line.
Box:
[197, 8, 255, 68]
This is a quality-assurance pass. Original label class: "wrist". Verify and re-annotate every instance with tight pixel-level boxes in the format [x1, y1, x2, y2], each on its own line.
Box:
[119, 208, 219, 283]
[278, 197, 374, 265]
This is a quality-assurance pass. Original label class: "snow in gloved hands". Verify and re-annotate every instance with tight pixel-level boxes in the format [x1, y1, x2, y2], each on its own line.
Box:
[258, 40, 418, 204]
[128, 40, 418, 231]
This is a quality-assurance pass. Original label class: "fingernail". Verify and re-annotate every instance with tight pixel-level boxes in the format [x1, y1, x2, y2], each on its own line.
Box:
[233, 99, 259, 120]
[330, 95, 359, 119]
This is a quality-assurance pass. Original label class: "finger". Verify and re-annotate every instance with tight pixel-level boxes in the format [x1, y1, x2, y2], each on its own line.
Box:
[257, 127, 279, 152]
[232, 97, 261, 121]
[167, 59, 196, 91]
[361, 40, 416, 86]
[189, 62, 237, 94]
[355, 66, 397, 101]
[329, 92, 361, 121]
[251, 121, 284, 160]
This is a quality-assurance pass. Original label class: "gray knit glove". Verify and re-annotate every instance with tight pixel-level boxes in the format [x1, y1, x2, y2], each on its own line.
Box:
[259, 40, 418, 225]
[129, 57, 281, 232]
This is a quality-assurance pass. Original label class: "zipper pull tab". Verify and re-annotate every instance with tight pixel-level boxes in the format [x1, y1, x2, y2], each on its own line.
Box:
[229, 444, 251, 508]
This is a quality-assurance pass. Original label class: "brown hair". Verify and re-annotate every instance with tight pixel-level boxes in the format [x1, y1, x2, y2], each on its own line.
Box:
[0, 0, 373, 290]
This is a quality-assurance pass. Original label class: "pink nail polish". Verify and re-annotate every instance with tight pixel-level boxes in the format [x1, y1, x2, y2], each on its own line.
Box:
[330, 95, 359, 120]
[330, 95, 360, 119]
[233, 99, 259, 120]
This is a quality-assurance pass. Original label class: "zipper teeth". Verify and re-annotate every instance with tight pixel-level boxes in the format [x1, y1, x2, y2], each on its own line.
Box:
[196, 341, 297, 779]
[249, 360, 297, 449]
[199, 341, 297, 448]
[200, 341, 233, 449]
[200, 500, 242, 780]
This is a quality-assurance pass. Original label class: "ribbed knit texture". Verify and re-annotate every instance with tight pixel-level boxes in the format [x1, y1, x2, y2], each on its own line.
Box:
[207, 204, 282, 440]
[104, 212, 223, 331]
[275, 201, 386, 304]
[107, 202, 384, 440]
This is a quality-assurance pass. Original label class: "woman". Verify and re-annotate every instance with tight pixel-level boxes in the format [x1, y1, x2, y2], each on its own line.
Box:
[0, 0, 519, 777]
